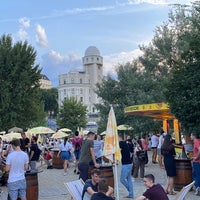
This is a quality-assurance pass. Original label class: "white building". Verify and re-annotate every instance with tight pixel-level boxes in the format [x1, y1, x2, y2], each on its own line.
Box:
[58, 46, 103, 121]
[40, 74, 53, 89]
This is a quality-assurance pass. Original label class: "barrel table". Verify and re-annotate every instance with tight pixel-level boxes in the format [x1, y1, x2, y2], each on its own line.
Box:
[174, 159, 192, 191]
[7, 170, 42, 200]
[52, 149, 64, 169]
[88, 164, 114, 188]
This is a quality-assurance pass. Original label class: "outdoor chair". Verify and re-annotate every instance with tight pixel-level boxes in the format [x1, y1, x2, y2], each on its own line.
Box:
[174, 181, 195, 200]
[64, 179, 91, 200]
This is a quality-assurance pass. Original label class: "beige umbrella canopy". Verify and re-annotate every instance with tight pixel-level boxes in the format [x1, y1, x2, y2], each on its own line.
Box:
[8, 127, 23, 133]
[51, 131, 69, 139]
[2, 132, 22, 141]
[117, 124, 133, 131]
[58, 128, 71, 132]
[26, 126, 55, 135]
[100, 131, 106, 136]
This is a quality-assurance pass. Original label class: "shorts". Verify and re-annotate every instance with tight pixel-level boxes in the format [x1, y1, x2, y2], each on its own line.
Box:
[74, 150, 80, 160]
[157, 148, 162, 156]
[7, 179, 26, 200]
[61, 151, 70, 160]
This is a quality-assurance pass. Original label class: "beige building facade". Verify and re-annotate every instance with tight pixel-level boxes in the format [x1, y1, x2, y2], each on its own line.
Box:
[58, 46, 103, 121]
[40, 74, 53, 89]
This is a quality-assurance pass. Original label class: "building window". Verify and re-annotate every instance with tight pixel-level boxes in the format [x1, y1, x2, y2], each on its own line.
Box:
[80, 97, 83, 102]
[86, 58, 88, 61]
[80, 78, 82, 84]
[64, 79, 66, 84]
[97, 57, 99, 61]
[71, 88, 75, 94]
[91, 57, 94, 62]
[71, 78, 74, 84]
[80, 88, 83, 94]
[92, 107, 95, 112]
[64, 89, 66, 95]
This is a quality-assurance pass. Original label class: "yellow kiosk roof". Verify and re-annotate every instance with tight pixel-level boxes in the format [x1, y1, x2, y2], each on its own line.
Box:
[124, 102, 175, 119]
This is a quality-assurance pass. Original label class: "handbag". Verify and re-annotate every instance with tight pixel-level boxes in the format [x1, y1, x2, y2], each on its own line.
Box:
[136, 150, 146, 161]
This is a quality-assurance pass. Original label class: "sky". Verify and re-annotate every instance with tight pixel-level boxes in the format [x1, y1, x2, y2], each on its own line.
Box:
[0, 0, 194, 86]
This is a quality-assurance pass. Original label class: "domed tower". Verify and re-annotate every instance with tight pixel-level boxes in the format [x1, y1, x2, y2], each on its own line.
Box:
[82, 46, 103, 114]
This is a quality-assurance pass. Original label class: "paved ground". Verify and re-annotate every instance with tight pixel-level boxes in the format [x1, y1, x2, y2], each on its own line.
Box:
[0, 151, 199, 200]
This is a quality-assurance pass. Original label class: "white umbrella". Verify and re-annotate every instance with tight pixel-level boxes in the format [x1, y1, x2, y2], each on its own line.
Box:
[2, 132, 22, 141]
[26, 126, 55, 135]
[51, 131, 69, 139]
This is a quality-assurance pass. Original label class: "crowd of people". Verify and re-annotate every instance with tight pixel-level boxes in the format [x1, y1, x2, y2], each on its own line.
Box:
[0, 128, 200, 199]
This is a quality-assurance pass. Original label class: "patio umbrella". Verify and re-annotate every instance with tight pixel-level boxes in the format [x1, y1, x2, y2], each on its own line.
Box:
[26, 126, 55, 135]
[58, 128, 71, 132]
[8, 126, 23, 133]
[51, 131, 69, 139]
[103, 106, 121, 200]
[100, 131, 106, 136]
[2, 132, 22, 141]
[117, 124, 133, 131]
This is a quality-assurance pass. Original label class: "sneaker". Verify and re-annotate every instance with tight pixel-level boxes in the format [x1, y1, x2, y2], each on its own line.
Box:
[64, 172, 67, 176]
[195, 187, 200, 195]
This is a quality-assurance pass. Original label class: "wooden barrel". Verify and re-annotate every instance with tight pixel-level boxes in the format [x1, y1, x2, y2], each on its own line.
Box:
[52, 150, 64, 169]
[88, 165, 114, 188]
[174, 159, 192, 191]
[8, 171, 39, 200]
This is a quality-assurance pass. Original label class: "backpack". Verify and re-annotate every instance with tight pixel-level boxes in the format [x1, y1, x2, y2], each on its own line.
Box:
[75, 139, 81, 150]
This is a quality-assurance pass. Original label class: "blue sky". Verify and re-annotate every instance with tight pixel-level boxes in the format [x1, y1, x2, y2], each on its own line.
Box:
[0, 0, 194, 86]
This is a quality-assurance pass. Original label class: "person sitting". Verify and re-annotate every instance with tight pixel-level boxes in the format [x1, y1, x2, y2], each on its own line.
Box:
[91, 179, 114, 200]
[82, 169, 113, 199]
[136, 174, 169, 200]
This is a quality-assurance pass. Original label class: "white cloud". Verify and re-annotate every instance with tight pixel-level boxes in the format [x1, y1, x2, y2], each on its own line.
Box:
[18, 17, 30, 29]
[103, 49, 143, 75]
[17, 28, 28, 40]
[41, 50, 82, 86]
[41, 48, 143, 86]
[127, 0, 194, 5]
[35, 24, 48, 48]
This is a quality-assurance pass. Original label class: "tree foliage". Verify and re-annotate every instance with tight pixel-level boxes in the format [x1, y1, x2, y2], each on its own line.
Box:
[40, 88, 58, 117]
[164, 2, 200, 132]
[0, 34, 45, 130]
[57, 97, 87, 131]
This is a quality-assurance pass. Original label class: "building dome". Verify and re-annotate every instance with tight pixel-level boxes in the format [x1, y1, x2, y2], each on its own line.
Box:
[85, 46, 100, 56]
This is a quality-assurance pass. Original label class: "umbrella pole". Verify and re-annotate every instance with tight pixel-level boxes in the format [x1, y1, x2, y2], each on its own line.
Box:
[114, 162, 119, 200]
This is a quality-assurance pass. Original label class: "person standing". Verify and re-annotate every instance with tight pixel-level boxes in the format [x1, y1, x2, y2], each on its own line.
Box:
[29, 136, 40, 171]
[119, 135, 134, 199]
[6, 139, 29, 200]
[157, 130, 166, 168]
[78, 131, 100, 182]
[141, 134, 149, 164]
[57, 136, 72, 176]
[93, 135, 104, 164]
[161, 134, 176, 195]
[71, 131, 83, 174]
[190, 131, 200, 196]
[151, 131, 159, 164]
[133, 139, 146, 179]
[20, 132, 30, 153]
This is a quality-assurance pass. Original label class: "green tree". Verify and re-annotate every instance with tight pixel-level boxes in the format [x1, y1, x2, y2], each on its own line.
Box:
[0, 34, 45, 130]
[40, 88, 58, 117]
[57, 97, 87, 131]
[164, 3, 200, 132]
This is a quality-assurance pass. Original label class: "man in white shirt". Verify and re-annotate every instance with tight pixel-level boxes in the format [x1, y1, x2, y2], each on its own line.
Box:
[6, 139, 29, 200]
[151, 132, 159, 164]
